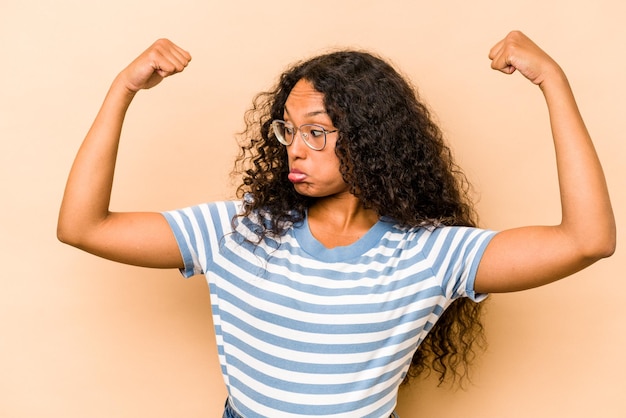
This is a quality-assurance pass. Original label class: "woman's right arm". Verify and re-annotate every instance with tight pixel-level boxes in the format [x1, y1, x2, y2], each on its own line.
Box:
[57, 39, 191, 268]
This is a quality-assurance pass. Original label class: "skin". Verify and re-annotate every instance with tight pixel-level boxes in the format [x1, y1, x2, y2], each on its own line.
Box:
[57, 31, 615, 293]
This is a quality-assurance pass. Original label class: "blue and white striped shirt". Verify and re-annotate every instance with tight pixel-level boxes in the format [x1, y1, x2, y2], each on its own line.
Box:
[164, 201, 496, 417]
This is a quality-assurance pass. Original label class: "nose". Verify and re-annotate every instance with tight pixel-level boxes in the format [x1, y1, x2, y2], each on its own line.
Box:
[287, 129, 308, 157]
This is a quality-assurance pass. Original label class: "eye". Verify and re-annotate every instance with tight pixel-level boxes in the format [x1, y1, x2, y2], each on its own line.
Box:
[309, 128, 325, 138]
[284, 125, 296, 135]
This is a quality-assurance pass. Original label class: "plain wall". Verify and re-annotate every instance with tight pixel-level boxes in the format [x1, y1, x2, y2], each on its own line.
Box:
[1, 1, 624, 417]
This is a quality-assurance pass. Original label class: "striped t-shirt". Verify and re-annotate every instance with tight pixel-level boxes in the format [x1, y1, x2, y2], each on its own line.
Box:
[163, 201, 496, 418]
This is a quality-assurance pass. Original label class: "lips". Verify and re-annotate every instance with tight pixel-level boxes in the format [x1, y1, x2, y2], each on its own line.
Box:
[288, 169, 307, 183]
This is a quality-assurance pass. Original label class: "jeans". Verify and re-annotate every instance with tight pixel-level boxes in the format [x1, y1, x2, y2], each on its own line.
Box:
[223, 398, 243, 418]
[222, 398, 400, 417]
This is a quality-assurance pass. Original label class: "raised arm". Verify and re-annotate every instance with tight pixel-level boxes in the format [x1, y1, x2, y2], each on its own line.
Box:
[474, 31, 616, 293]
[57, 39, 191, 268]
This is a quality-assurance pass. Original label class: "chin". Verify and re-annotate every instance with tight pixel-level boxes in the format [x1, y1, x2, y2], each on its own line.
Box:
[293, 184, 317, 197]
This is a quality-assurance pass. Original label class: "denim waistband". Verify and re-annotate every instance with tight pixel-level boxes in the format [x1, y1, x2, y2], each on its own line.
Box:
[223, 398, 400, 418]
[223, 398, 243, 418]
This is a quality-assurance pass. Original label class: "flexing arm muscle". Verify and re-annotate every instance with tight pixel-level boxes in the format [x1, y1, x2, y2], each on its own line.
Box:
[474, 31, 616, 293]
[57, 39, 192, 268]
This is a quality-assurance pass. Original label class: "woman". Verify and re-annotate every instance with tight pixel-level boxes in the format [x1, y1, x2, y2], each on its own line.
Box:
[58, 31, 615, 417]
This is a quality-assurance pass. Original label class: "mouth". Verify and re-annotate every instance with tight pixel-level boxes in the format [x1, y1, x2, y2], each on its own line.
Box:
[288, 169, 307, 183]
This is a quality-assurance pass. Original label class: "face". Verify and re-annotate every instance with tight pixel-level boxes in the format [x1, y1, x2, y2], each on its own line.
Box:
[282, 79, 349, 198]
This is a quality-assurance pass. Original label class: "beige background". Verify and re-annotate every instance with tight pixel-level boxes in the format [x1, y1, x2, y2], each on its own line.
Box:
[1, 0, 624, 417]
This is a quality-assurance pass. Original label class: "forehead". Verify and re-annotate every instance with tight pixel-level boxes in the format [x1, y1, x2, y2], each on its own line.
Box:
[284, 79, 326, 114]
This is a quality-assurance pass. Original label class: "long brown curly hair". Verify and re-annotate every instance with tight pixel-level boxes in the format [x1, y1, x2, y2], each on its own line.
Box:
[232, 49, 487, 386]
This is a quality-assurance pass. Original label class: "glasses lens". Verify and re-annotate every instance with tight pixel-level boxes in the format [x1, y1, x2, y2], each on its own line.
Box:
[272, 120, 289, 145]
[300, 125, 326, 150]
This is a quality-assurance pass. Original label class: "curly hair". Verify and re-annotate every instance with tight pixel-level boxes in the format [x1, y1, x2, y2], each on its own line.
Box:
[232, 49, 487, 386]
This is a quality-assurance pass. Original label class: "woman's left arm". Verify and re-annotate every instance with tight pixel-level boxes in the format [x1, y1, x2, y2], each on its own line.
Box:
[474, 31, 616, 293]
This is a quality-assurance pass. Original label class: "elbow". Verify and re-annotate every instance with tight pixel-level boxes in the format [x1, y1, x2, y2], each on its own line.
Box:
[581, 227, 617, 262]
[56, 217, 83, 248]
[57, 207, 73, 245]
[57, 228, 71, 246]
[56, 223, 75, 246]
[599, 222, 617, 259]
[588, 242, 616, 262]
[596, 235, 616, 259]
[563, 215, 617, 263]
[57, 205, 91, 248]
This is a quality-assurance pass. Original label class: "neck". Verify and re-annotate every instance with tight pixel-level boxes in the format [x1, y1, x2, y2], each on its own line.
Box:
[307, 194, 379, 248]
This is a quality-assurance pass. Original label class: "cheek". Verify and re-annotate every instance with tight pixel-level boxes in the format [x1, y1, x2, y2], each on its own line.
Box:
[320, 153, 342, 175]
[323, 159, 347, 189]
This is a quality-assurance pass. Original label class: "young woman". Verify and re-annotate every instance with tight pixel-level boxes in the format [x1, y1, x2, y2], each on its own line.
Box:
[58, 31, 615, 417]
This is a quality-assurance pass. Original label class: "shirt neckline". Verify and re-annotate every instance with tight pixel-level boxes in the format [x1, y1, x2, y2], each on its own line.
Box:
[293, 214, 396, 262]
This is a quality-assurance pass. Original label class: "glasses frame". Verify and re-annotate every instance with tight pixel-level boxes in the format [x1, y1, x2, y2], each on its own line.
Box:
[271, 119, 338, 151]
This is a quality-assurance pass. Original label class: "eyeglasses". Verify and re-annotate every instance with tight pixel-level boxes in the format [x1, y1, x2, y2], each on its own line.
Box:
[271, 120, 338, 151]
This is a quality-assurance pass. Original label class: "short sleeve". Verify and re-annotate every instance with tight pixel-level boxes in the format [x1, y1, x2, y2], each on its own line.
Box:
[162, 207, 206, 278]
[437, 227, 497, 302]
[162, 202, 240, 279]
